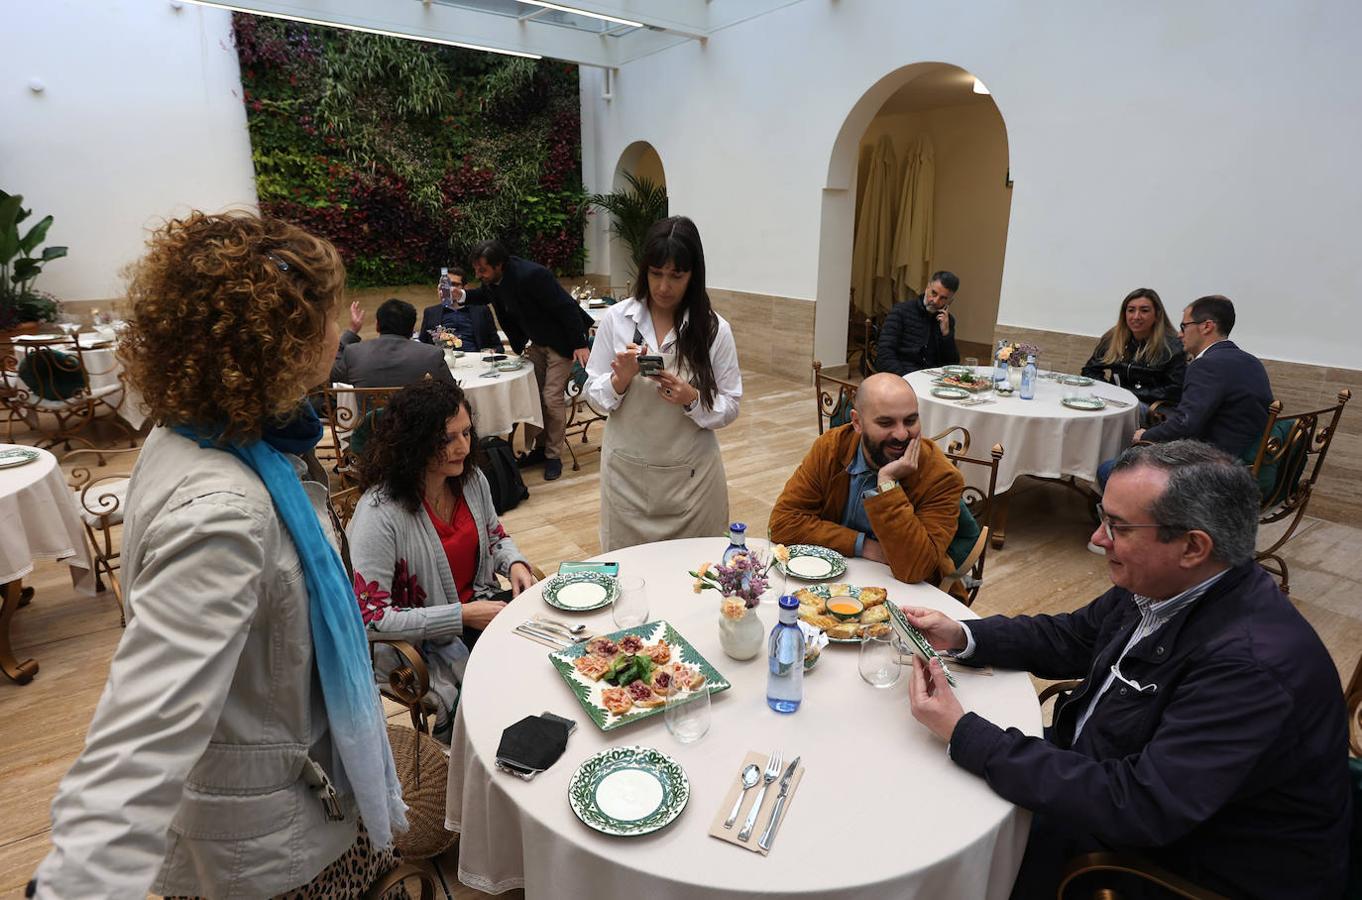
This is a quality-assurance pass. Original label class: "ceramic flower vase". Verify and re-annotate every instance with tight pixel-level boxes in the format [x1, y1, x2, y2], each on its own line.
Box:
[444, 349, 459, 367]
[719, 602, 765, 660]
[1007, 363, 1024, 391]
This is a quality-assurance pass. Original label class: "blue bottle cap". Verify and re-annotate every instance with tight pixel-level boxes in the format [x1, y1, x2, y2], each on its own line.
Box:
[729, 522, 747, 533]
[778, 594, 799, 610]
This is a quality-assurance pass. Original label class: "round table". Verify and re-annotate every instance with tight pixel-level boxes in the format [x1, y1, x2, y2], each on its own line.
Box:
[446, 353, 543, 437]
[445, 538, 1041, 899]
[0, 444, 93, 683]
[9, 333, 147, 430]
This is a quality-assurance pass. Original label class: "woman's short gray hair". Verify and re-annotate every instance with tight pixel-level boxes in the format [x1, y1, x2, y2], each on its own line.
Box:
[1110, 440, 1259, 565]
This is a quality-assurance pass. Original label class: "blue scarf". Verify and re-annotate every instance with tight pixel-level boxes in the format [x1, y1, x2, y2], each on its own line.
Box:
[174, 404, 407, 846]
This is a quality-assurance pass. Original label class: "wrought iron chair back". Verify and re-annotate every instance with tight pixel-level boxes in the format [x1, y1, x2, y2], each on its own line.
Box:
[929, 425, 1004, 607]
[858, 314, 885, 378]
[0, 336, 136, 455]
[812, 360, 859, 434]
[309, 385, 399, 485]
[64, 447, 139, 627]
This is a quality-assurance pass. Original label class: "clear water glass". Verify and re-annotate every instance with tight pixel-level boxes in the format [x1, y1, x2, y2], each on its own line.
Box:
[664, 677, 711, 743]
[612, 575, 649, 629]
[858, 631, 901, 688]
[964, 356, 979, 373]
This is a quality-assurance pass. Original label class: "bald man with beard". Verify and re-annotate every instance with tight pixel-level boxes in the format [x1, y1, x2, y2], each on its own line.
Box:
[770, 373, 964, 584]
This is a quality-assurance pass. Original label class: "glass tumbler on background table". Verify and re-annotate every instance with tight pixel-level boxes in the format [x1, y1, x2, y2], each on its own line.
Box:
[612, 575, 649, 628]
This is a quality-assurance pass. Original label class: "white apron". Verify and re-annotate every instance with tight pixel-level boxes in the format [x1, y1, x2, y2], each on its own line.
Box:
[598, 328, 729, 552]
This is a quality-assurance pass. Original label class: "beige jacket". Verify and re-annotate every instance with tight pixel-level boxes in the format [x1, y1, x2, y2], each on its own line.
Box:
[35, 428, 357, 899]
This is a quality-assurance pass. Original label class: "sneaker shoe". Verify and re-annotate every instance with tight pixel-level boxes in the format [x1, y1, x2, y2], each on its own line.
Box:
[1086, 541, 1106, 556]
[517, 447, 547, 468]
[544, 458, 563, 481]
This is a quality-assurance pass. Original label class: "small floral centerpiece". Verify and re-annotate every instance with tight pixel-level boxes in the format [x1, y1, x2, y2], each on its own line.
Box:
[690, 545, 788, 660]
[996, 341, 1039, 367]
[429, 325, 463, 352]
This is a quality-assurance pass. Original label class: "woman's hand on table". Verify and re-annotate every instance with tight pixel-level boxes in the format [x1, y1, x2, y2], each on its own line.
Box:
[901, 605, 967, 651]
[508, 562, 537, 598]
[909, 656, 966, 742]
[610, 343, 644, 393]
[463, 599, 508, 630]
[652, 370, 699, 407]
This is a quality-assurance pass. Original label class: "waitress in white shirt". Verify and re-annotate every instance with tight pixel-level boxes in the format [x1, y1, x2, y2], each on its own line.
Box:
[586, 216, 742, 551]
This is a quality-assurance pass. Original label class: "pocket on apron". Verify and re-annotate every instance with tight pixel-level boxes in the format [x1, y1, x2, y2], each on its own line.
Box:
[608, 452, 694, 518]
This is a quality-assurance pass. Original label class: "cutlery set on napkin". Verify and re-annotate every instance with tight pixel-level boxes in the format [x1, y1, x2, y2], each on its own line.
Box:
[709, 749, 804, 854]
[513, 618, 592, 649]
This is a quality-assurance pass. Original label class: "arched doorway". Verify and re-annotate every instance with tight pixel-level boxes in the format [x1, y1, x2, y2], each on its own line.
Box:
[607, 140, 667, 293]
[815, 63, 1011, 371]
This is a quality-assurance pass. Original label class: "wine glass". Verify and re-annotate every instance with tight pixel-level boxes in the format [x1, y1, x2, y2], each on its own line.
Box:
[612, 575, 649, 629]
[858, 631, 901, 688]
[664, 676, 711, 744]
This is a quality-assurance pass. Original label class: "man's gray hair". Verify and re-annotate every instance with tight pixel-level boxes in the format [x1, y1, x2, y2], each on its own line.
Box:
[1109, 440, 1259, 565]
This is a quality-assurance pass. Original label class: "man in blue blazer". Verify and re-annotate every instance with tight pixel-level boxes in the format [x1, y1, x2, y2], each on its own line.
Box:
[418, 267, 502, 351]
[904, 441, 1350, 900]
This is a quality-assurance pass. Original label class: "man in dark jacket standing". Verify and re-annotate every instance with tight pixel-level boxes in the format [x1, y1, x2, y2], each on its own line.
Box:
[904, 440, 1350, 900]
[874, 270, 961, 375]
[456, 240, 590, 481]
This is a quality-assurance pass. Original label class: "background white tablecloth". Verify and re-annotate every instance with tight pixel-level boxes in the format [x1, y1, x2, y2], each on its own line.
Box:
[445, 537, 1040, 899]
[0, 444, 93, 590]
[448, 354, 542, 437]
[907, 369, 1139, 494]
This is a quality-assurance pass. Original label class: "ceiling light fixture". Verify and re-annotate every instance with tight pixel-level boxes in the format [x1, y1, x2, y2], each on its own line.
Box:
[175, 0, 542, 58]
[517, 1, 643, 29]
[972, 78, 990, 95]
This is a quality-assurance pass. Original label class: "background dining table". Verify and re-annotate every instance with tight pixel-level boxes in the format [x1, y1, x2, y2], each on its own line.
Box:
[446, 352, 543, 437]
[444, 537, 1042, 899]
[10, 331, 148, 430]
[906, 368, 1139, 548]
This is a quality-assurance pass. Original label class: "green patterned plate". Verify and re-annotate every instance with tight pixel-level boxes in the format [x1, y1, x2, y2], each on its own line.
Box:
[568, 745, 689, 837]
[931, 386, 971, 400]
[885, 601, 958, 686]
[495, 358, 527, 372]
[1061, 395, 1107, 411]
[543, 571, 619, 612]
[775, 544, 847, 581]
[1057, 374, 1094, 387]
[548, 620, 731, 731]
[0, 448, 40, 469]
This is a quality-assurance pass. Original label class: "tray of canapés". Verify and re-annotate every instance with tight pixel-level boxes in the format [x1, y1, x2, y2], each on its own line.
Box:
[932, 368, 993, 394]
[793, 584, 892, 643]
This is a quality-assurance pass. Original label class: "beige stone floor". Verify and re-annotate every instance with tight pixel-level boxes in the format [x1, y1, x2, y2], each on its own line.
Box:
[2, 367, 1361, 899]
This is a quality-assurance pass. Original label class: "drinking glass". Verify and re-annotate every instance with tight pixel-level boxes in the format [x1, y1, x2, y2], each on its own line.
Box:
[612, 575, 649, 629]
[664, 677, 711, 744]
[858, 631, 901, 688]
[963, 356, 979, 373]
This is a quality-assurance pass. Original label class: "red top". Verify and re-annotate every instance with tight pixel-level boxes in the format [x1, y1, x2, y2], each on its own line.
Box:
[424, 494, 478, 604]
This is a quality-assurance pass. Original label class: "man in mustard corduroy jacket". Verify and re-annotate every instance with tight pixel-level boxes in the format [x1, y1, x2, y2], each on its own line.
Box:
[771, 373, 963, 584]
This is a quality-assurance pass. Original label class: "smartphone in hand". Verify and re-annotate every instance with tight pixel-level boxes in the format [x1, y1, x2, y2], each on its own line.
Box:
[637, 355, 664, 376]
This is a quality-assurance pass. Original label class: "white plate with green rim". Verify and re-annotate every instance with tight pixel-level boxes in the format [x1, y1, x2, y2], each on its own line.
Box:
[1058, 374, 1094, 387]
[1061, 396, 1107, 411]
[568, 745, 689, 837]
[931, 386, 971, 400]
[494, 358, 527, 372]
[885, 601, 958, 686]
[775, 544, 847, 581]
[0, 448, 41, 469]
[543, 571, 619, 611]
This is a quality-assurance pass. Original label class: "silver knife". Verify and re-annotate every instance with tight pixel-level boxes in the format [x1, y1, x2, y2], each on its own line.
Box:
[513, 624, 571, 648]
[757, 757, 800, 851]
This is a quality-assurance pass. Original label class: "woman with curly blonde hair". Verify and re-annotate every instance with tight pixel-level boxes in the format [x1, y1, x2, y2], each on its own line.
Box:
[32, 212, 408, 899]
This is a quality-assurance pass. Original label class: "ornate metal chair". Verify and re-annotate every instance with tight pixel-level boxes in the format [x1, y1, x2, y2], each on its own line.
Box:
[362, 859, 438, 900]
[0, 336, 138, 455]
[812, 360, 858, 434]
[562, 360, 607, 471]
[310, 385, 398, 486]
[929, 426, 1004, 607]
[1246, 389, 1350, 594]
[64, 447, 139, 627]
[850, 314, 886, 378]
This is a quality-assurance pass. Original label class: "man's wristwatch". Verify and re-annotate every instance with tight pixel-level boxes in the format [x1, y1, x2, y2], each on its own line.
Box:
[876, 478, 898, 495]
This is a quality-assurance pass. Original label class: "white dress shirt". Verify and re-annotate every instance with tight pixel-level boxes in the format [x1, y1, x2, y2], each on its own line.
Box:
[585, 297, 743, 431]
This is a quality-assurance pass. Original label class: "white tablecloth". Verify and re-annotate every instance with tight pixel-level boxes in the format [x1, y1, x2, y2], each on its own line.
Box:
[0, 444, 93, 590]
[10, 333, 148, 429]
[907, 369, 1139, 494]
[445, 537, 1040, 899]
[448, 354, 542, 437]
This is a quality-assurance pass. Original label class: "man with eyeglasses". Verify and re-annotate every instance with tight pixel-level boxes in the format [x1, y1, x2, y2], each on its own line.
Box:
[875, 270, 962, 375]
[902, 441, 1349, 900]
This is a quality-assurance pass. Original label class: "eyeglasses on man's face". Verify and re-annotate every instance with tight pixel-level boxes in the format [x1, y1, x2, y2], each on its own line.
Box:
[1095, 502, 1166, 543]
[1178, 318, 1208, 333]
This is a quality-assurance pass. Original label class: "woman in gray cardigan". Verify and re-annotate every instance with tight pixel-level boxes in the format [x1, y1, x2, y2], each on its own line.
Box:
[348, 380, 535, 739]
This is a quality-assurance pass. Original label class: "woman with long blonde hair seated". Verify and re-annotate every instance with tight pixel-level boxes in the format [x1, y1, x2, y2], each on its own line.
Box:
[1081, 287, 1186, 416]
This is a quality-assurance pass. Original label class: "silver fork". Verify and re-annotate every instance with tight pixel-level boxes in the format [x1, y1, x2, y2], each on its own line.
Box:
[532, 617, 590, 637]
[738, 750, 782, 841]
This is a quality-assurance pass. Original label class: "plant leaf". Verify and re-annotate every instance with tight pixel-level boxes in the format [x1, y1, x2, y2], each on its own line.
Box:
[18, 216, 54, 255]
[41, 246, 68, 262]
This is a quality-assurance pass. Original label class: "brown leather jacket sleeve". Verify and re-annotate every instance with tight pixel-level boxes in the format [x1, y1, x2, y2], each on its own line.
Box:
[768, 460, 861, 559]
[862, 449, 964, 583]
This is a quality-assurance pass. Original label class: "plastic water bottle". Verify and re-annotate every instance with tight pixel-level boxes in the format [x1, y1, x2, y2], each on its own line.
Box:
[766, 595, 804, 713]
[993, 339, 1009, 385]
[722, 522, 747, 566]
[438, 269, 452, 306]
[1020, 354, 1038, 400]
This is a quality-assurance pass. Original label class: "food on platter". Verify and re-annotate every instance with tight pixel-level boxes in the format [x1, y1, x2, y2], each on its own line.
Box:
[796, 584, 894, 643]
[826, 597, 865, 619]
[860, 604, 890, 625]
[618, 634, 645, 654]
[573, 655, 612, 681]
[627, 679, 664, 708]
[669, 662, 706, 691]
[587, 637, 620, 657]
[644, 640, 672, 665]
[935, 371, 993, 393]
[802, 612, 839, 632]
[601, 687, 633, 715]
[859, 586, 888, 608]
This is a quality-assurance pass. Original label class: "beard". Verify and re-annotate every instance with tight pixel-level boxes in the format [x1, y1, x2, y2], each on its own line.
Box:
[864, 432, 908, 468]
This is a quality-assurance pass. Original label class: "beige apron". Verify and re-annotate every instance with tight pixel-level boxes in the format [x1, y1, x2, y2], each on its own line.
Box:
[598, 327, 729, 552]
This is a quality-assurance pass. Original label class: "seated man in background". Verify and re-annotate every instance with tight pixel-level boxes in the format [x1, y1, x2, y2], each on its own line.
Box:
[906, 441, 1350, 900]
[332, 298, 455, 388]
[875, 270, 961, 375]
[418, 267, 501, 351]
[770, 372, 963, 584]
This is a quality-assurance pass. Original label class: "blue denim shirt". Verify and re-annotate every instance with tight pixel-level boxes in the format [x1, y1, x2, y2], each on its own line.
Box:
[840, 442, 879, 556]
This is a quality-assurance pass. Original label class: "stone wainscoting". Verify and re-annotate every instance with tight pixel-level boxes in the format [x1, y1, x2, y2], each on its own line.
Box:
[707, 287, 815, 383]
[998, 325, 1361, 527]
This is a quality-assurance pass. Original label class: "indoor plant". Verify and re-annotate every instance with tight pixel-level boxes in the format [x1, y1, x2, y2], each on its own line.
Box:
[0, 191, 66, 334]
[589, 172, 668, 283]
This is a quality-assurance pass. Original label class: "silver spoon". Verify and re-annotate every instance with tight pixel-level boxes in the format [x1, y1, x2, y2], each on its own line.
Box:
[533, 617, 589, 636]
[723, 764, 762, 829]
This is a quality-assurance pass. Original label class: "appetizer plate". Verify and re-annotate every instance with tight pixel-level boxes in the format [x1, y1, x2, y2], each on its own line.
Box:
[549, 620, 731, 732]
[0, 448, 40, 469]
[543, 570, 619, 612]
[931, 386, 971, 400]
[795, 583, 893, 644]
[775, 544, 847, 581]
[942, 365, 974, 378]
[1057, 374, 1094, 387]
[885, 602, 958, 686]
[568, 745, 689, 837]
[1061, 395, 1107, 411]
[495, 358, 527, 372]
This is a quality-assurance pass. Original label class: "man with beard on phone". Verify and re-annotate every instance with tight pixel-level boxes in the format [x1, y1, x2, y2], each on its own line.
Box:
[770, 373, 963, 584]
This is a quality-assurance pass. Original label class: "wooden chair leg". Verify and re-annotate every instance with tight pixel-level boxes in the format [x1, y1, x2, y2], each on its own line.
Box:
[0, 580, 39, 684]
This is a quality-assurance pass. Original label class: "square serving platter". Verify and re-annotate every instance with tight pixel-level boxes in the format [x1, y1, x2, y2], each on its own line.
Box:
[548, 620, 731, 731]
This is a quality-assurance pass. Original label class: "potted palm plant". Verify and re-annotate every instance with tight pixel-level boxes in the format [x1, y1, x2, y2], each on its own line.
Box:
[0, 191, 67, 337]
[589, 173, 668, 284]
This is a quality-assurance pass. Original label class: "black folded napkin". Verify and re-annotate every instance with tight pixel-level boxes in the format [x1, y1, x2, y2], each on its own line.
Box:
[496, 715, 571, 774]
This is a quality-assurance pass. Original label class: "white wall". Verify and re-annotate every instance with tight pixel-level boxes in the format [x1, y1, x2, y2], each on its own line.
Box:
[581, 0, 1362, 370]
[0, 1, 257, 302]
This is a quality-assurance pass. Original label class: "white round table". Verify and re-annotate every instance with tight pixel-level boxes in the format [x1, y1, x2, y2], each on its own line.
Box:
[0, 444, 93, 683]
[445, 537, 1041, 899]
[447, 354, 543, 437]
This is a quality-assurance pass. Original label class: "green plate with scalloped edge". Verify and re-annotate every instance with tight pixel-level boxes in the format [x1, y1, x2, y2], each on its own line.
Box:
[774, 544, 847, 581]
[568, 745, 689, 837]
[542, 570, 619, 612]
